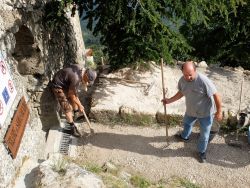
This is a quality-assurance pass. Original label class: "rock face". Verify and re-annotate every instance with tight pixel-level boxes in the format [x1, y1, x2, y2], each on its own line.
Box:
[0, 0, 85, 187]
[36, 155, 104, 188]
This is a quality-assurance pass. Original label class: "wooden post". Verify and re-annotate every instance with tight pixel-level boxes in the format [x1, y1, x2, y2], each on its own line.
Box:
[160, 58, 169, 141]
[101, 57, 104, 65]
[238, 78, 244, 113]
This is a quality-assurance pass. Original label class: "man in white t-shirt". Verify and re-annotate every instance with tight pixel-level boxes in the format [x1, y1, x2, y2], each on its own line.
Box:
[162, 61, 222, 163]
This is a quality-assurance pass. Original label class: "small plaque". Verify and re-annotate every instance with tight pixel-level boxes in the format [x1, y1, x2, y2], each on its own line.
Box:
[4, 97, 29, 159]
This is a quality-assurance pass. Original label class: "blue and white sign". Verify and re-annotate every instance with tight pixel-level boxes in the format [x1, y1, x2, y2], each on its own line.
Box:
[0, 51, 17, 128]
[2, 87, 10, 104]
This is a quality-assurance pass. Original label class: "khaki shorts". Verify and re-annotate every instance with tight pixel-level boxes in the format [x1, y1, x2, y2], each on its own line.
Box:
[52, 88, 72, 113]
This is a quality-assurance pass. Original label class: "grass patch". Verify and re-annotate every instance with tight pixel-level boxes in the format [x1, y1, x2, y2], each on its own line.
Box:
[102, 174, 128, 188]
[51, 156, 68, 176]
[120, 113, 156, 126]
[85, 163, 103, 174]
[92, 110, 183, 127]
[219, 111, 239, 134]
[67, 158, 103, 174]
[67, 158, 202, 188]
[92, 110, 156, 126]
[179, 178, 201, 188]
[130, 175, 151, 188]
[169, 176, 201, 188]
[166, 114, 183, 127]
[93, 109, 185, 128]
[156, 112, 183, 127]
[73, 160, 127, 187]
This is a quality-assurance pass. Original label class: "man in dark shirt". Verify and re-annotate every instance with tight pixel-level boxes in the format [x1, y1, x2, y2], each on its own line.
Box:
[51, 64, 97, 137]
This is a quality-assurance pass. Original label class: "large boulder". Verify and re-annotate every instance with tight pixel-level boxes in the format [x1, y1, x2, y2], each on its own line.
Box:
[34, 154, 104, 188]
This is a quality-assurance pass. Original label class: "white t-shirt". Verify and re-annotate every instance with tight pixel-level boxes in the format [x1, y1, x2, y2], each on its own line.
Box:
[178, 73, 217, 118]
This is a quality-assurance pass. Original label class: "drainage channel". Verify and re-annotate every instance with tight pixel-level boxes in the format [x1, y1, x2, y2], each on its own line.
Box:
[59, 124, 72, 155]
[58, 84, 95, 156]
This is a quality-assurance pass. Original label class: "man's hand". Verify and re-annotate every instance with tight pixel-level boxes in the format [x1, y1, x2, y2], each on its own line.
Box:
[161, 98, 171, 105]
[215, 111, 222, 121]
[213, 93, 222, 121]
[161, 91, 183, 105]
[79, 105, 84, 112]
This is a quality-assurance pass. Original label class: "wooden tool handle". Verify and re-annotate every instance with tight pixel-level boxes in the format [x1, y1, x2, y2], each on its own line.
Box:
[160, 58, 169, 140]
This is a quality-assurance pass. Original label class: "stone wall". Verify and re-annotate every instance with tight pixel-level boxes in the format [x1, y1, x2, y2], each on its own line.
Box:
[0, 0, 85, 187]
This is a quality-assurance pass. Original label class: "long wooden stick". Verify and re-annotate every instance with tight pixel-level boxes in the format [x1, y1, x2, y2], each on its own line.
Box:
[235, 78, 244, 141]
[160, 58, 169, 141]
[238, 78, 244, 113]
[82, 110, 94, 134]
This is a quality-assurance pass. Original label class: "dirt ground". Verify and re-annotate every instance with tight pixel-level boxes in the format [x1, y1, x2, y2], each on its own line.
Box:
[73, 123, 250, 188]
[69, 63, 250, 187]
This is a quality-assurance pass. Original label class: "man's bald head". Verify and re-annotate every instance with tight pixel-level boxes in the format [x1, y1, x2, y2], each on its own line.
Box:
[181, 61, 196, 71]
[181, 61, 197, 82]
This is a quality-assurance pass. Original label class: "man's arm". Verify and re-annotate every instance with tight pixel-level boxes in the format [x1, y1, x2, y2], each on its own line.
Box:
[213, 93, 222, 121]
[68, 89, 84, 112]
[162, 91, 184, 104]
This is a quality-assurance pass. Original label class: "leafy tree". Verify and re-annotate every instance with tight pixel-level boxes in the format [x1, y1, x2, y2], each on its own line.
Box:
[44, 0, 245, 69]
[43, 0, 69, 31]
[80, 0, 189, 69]
[80, 0, 245, 69]
[180, 1, 250, 69]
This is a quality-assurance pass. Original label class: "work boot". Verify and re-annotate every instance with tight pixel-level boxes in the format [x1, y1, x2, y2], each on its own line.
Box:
[198, 152, 207, 163]
[62, 124, 73, 135]
[74, 110, 84, 122]
[71, 124, 81, 137]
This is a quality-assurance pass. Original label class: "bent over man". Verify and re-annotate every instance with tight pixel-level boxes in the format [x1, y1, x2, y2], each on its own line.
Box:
[51, 64, 96, 137]
[162, 61, 222, 163]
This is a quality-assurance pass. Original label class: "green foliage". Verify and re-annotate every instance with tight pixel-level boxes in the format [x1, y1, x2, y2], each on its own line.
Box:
[43, 0, 78, 31]
[120, 113, 156, 126]
[180, 1, 250, 69]
[85, 59, 97, 69]
[85, 163, 103, 174]
[178, 178, 201, 188]
[44, 0, 247, 69]
[102, 174, 128, 188]
[43, 0, 67, 31]
[169, 176, 201, 188]
[51, 156, 68, 176]
[79, 0, 245, 69]
[219, 119, 234, 133]
[94, 110, 157, 127]
[166, 114, 183, 127]
[81, 0, 194, 69]
[130, 175, 151, 188]
[87, 44, 105, 65]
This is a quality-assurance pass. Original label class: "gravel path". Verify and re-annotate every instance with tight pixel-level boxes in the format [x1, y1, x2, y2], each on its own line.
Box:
[73, 123, 250, 188]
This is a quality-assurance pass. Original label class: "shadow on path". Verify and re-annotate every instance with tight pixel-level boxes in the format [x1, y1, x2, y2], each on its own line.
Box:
[75, 131, 250, 169]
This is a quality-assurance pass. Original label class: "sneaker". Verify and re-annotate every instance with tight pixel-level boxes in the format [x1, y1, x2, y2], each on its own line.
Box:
[174, 134, 190, 142]
[74, 111, 84, 122]
[72, 124, 81, 137]
[198, 152, 206, 163]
